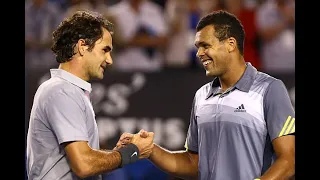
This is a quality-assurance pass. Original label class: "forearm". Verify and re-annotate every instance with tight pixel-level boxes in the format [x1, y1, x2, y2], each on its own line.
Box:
[259, 157, 295, 180]
[75, 149, 121, 178]
[149, 144, 197, 179]
[260, 23, 286, 42]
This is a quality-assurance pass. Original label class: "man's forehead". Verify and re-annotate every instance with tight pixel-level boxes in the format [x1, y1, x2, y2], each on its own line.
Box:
[194, 30, 208, 43]
[96, 30, 112, 45]
[195, 26, 215, 43]
[102, 29, 112, 40]
[196, 25, 214, 36]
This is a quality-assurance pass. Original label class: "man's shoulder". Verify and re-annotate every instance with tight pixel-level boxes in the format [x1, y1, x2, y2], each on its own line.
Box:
[36, 77, 81, 101]
[253, 71, 286, 97]
[254, 71, 279, 85]
[38, 77, 65, 92]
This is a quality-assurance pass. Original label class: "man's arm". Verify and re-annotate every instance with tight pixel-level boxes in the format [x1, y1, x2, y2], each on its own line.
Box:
[147, 95, 199, 179]
[46, 91, 121, 178]
[63, 141, 121, 178]
[257, 23, 287, 42]
[259, 79, 295, 179]
[115, 94, 200, 179]
[115, 131, 198, 179]
[149, 144, 198, 180]
[259, 135, 295, 180]
[45, 92, 153, 178]
[63, 130, 154, 179]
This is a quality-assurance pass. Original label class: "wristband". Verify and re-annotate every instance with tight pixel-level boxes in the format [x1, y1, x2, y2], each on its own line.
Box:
[117, 143, 139, 167]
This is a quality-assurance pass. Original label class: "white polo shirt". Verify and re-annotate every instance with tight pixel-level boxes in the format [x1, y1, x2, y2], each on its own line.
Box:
[26, 69, 101, 180]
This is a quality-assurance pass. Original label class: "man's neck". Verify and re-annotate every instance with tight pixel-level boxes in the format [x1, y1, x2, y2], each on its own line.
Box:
[219, 61, 247, 92]
[59, 61, 89, 81]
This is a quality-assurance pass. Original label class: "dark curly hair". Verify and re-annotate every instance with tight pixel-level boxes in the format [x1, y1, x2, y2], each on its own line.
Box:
[51, 10, 114, 63]
[196, 10, 245, 56]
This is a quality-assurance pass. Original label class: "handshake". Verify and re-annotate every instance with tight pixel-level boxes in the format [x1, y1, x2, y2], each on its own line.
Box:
[113, 129, 155, 167]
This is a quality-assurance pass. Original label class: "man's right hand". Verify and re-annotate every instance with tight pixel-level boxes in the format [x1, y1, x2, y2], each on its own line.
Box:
[131, 130, 154, 159]
[114, 129, 154, 159]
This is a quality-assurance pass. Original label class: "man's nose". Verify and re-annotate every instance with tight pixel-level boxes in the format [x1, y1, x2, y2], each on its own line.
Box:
[196, 48, 205, 59]
[106, 53, 113, 65]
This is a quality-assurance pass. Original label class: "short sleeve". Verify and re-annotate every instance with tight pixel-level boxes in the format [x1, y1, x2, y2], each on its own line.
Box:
[44, 91, 89, 144]
[264, 79, 295, 141]
[185, 96, 198, 153]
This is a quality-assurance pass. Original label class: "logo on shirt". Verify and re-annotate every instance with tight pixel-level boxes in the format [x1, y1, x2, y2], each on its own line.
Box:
[131, 151, 138, 157]
[234, 104, 246, 112]
[278, 115, 295, 137]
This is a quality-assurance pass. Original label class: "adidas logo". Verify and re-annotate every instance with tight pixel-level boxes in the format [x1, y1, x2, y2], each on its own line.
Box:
[234, 104, 246, 112]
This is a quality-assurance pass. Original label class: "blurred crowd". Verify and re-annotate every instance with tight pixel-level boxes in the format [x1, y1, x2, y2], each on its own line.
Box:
[25, 0, 295, 74]
[25, 1, 295, 179]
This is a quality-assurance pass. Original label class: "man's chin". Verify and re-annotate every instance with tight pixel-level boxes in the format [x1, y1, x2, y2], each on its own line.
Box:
[90, 74, 104, 81]
[97, 74, 104, 80]
[205, 70, 215, 77]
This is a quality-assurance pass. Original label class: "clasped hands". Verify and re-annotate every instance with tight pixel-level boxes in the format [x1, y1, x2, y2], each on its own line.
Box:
[113, 129, 154, 159]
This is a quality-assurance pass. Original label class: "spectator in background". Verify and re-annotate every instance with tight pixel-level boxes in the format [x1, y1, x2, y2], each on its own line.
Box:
[164, 0, 207, 69]
[25, 0, 63, 70]
[164, 0, 194, 69]
[256, 0, 295, 73]
[108, 0, 168, 72]
[213, 0, 261, 70]
[64, 0, 109, 18]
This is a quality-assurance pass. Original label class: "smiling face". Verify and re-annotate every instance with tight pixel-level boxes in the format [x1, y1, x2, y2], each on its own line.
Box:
[195, 25, 231, 77]
[82, 28, 113, 80]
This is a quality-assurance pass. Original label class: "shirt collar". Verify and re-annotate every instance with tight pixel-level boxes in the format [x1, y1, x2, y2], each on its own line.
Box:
[206, 62, 257, 99]
[50, 69, 92, 93]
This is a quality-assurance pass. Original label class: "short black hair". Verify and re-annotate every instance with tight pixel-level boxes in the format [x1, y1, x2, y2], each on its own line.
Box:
[51, 10, 114, 63]
[196, 10, 245, 55]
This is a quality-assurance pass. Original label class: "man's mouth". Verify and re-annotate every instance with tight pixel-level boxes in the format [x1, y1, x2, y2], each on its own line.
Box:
[100, 65, 106, 70]
[202, 59, 213, 66]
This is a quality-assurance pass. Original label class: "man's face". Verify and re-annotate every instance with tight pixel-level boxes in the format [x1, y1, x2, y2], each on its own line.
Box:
[83, 28, 113, 80]
[194, 25, 230, 77]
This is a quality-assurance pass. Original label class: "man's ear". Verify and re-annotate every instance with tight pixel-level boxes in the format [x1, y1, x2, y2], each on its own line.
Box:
[77, 39, 88, 56]
[226, 37, 237, 53]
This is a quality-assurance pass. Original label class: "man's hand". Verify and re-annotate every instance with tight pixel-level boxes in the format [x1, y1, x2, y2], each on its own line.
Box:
[113, 129, 154, 159]
[113, 133, 132, 151]
[131, 130, 154, 159]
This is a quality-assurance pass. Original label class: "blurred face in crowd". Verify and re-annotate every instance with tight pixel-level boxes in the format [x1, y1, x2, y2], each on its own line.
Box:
[195, 25, 232, 77]
[80, 28, 113, 80]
